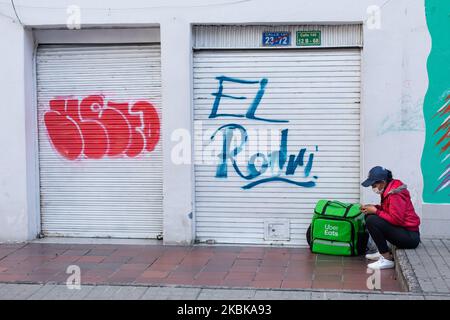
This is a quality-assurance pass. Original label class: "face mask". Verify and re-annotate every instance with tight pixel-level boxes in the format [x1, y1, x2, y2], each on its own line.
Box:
[372, 186, 383, 195]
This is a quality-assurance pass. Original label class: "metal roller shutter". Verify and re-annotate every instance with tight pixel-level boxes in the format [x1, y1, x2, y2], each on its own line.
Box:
[194, 48, 361, 246]
[37, 44, 163, 238]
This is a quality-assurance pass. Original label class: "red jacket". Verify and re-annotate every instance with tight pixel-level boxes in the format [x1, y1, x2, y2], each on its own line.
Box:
[374, 179, 421, 232]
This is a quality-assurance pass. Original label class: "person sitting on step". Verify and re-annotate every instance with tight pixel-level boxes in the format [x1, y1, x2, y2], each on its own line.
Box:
[360, 166, 421, 270]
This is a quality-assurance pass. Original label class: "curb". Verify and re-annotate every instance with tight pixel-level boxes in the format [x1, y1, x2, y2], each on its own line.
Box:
[393, 247, 422, 293]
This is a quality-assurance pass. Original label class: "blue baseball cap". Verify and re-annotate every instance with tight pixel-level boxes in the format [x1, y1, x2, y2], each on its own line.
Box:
[361, 166, 389, 187]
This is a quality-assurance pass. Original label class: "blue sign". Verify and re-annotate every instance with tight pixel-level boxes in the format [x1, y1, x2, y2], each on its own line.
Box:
[262, 32, 291, 46]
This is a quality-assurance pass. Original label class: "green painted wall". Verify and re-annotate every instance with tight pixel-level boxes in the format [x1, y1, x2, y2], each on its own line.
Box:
[421, 0, 450, 203]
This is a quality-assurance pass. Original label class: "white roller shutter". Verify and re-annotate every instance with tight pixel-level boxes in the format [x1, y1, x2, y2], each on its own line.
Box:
[37, 44, 163, 238]
[193, 49, 361, 246]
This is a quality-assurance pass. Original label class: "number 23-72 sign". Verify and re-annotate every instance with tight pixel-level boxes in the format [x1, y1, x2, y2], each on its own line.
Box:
[262, 32, 291, 46]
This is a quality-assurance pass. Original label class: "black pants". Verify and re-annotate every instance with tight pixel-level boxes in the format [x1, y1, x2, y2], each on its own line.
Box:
[365, 214, 420, 254]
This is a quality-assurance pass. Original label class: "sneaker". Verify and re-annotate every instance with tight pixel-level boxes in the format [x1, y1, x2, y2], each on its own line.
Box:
[368, 256, 395, 270]
[365, 251, 382, 261]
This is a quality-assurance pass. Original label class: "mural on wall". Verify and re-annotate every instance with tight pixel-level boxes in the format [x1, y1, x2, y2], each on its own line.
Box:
[432, 94, 449, 193]
[44, 95, 160, 160]
[421, 0, 450, 202]
[209, 76, 318, 189]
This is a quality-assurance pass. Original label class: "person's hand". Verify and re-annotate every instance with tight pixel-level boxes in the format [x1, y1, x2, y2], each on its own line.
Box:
[361, 205, 377, 215]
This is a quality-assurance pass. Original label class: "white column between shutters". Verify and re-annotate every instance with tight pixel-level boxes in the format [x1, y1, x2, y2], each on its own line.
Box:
[37, 44, 163, 238]
[193, 49, 361, 246]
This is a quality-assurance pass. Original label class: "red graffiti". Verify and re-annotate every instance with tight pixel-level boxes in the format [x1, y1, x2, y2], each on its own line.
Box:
[44, 95, 160, 160]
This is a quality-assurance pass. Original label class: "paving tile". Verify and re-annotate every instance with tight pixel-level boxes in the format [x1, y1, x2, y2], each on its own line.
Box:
[254, 272, 285, 281]
[316, 255, 343, 262]
[342, 278, 370, 290]
[233, 259, 261, 267]
[71, 262, 98, 270]
[0, 274, 28, 282]
[367, 293, 413, 300]
[60, 249, 90, 256]
[107, 276, 140, 284]
[283, 272, 314, 281]
[40, 285, 81, 300]
[259, 260, 289, 267]
[119, 263, 151, 271]
[110, 250, 142, 258]
[164, 277, 195, 286]
[258, 266, 286, 273]
[192, 278, 223, 286]
[238, 253, 265, 259]
[202, 266, 233, 273]
[108, 286, 148, 300]
[155, 256, 186, 264]
[174, 265, 204, 273]
[197, 288, 254, 300]
[281, 280, 313, 289]
[253, 290, 311, 300]
[140, 270, 170, 279]
[314, 266, 344, 275]
[107, 270, 142, 282]
[221, 279, 252, 287]
[425, 295, 450, 300]
[86, 249, 117, 256]
[313, 274, 343, 282]
[146, 263, 177, 272]
[51, 255, 81, 263]
[179, 257, 210, 265]
[240, 247, 265, 253]
[141, 286, 200, 300]
[311, 292, 367, 300]
[230, 265, 259, 273]
[285, 266, 315, 275]
[217, 288, 257, 299]
[85, 285, 123, 300]
[127, 256, 159, 264]
[312, 281, 343, 290]
[342, 273, 373, 282]
[290, 254, 316, 262]
[195, 271, 228, 280]
[0, 283, 43, 299]
[27, 284, 57, 300]
[0, 284, 18, 297]
[77, 256, 106, 263]
[134, 277, 166, 285]
[250, 280, 282, 289]
[101, 255, 132, 263]
[287, 260, 316, 267]
[0, 243, 26, 250]
[64, 285, 94, 300]
[163, 246, 191, 253]
[207, 259, 236, 267]
[224, 272, 255, 281]
[212, 246, 241, 253]
[185, 254, 214, 262]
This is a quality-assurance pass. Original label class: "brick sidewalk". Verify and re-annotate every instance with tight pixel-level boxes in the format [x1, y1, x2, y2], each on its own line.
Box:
[0, 242, 402, 292]
[397, 238, 450, 294]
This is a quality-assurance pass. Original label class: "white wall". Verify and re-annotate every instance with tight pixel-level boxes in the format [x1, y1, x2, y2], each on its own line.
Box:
[161, 18, 195, 244]
[0, 0, 435, 243]
[360, 0, 429, 215]
[0, 15, 36, 242]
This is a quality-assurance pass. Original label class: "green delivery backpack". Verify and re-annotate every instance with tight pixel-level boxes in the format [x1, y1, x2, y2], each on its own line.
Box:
[306, 200, 368, 256]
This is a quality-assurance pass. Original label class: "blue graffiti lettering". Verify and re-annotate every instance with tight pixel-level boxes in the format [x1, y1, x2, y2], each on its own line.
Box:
[211, 124, 317, 189]
[209, 76, 289, 123]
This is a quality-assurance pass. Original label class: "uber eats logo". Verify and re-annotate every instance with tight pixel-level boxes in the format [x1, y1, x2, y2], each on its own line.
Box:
[324, 224, 339, 237]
